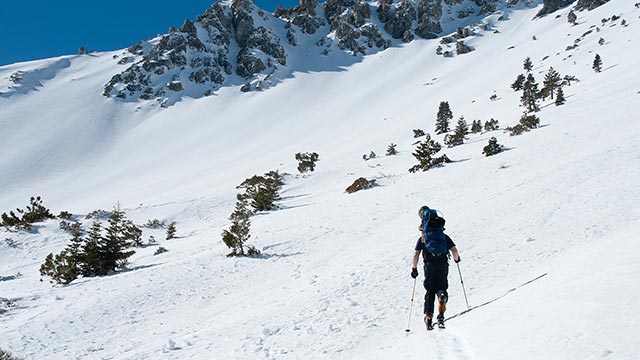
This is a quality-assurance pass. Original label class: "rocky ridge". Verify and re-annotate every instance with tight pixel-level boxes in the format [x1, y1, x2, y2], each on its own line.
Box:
[102, 0, 609, 106]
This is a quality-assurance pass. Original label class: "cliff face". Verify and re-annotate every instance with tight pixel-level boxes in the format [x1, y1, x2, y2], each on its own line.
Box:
[101, 0, 605, 105]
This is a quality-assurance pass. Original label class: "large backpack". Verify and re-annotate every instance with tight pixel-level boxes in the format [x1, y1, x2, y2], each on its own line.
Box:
[421, 209, 447, 256]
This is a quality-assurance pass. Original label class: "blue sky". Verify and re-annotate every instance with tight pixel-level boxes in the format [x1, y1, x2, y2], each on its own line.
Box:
[0, 0, 302, 66]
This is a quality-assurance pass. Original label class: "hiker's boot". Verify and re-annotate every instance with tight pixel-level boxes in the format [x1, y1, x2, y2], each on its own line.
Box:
[424, 312, 434, 331]
[437, 291, 447, 328]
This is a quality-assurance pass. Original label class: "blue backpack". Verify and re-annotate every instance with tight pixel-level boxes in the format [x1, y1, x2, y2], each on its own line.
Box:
[421, 209, 447, 255]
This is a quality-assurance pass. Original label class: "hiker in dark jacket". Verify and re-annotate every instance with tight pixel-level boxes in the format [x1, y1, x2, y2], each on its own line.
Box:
[411, 206, 460, 330]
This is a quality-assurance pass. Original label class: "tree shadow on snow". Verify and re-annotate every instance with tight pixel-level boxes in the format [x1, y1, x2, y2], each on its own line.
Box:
[253, 251, 303, 260]
[446, 273, 548, 321]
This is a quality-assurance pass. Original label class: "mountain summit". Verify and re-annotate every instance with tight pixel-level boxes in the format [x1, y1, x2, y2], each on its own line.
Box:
[102, 0, 608, 106]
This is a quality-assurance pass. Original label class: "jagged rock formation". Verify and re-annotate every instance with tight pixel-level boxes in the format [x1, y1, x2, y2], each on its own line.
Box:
[536, 0, 575, 16]
[101, 0, 612, 105]
[574, 0, 609, 11]
[104, 0, 286, 104]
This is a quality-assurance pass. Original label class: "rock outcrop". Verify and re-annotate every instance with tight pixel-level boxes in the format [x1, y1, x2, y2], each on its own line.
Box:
[102, 0, 612, 105]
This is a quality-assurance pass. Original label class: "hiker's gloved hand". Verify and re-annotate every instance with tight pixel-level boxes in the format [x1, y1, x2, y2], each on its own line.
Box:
[411, 268, 419, 279]
[454, 257, 461, 263]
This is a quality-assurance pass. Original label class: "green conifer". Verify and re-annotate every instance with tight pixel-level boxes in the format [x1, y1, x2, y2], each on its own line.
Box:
[555, 87, 566, 106]
[435, 101, 453, 134]
[523, 57, 533, 72]
[482, 137, 504, 157]
[521, 73, 540, 112]
[593, 54, 602, 73]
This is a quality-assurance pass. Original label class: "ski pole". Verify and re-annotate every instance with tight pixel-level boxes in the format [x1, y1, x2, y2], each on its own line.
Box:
[405, 277, 417, 332]
[456, 262, 470, 310]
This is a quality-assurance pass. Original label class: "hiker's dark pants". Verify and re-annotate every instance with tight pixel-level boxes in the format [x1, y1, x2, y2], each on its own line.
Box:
[423, 260, 449, 315]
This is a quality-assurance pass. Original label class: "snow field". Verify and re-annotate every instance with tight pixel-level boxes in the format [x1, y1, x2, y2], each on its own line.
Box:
[1, 1, 640, 359]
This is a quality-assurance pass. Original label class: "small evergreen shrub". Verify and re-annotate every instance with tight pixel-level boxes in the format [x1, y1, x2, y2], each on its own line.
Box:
[166, 222, 177, 240]
[519, 113, 540, 129]
[511, 74, 526, 91]
[471, 120, 483, 134]
[154, 247, 169, 256]
[58, 211, 73, 220]
[593, 54, 602, 73]
[295, 152, 319, 173]
[484, 118, 500, 131]
[409, 134, 451, 173]
[237, 170, 284, 213]
[435, 101, 453, 134]
[482, 137, 504, 156]
[345, 178, 377, 194]
[145, 219, 164, 228]
[222, 198, 259, 257]
[1, 196, 55, 230]
[555, 87, 566, 106]
[413, 129, 426, 138]
[386, 143, 398, 156]
[40, 205, 138, 284]
[507, 124, 528, 136]
[362, 151, 377, 161]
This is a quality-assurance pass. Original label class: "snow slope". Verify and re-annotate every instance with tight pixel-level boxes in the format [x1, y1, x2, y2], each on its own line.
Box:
[1, 1, 640, 359]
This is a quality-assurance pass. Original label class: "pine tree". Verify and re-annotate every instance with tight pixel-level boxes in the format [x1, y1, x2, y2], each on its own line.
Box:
[295, 152, 319, 173]
[409, 134, 451, 172]
[386, 143, 398, 156]
[445, 117, 468, 147]
[484, 118, 500, 132]
[482, 137, 504, 157]
[471, 120, 483, 133]
[81, 221, 103, 276]
[521, 73, 540, 112]
[166, 221, 177, 240]
[413, 129, 426, 138]
[542, 67, 562, 100]
[555, 87, 566, 106]
[99, 205, 135, 274]
[237, 171, 284, 213]
[222, 197, 258, 257]
[39, 250, 77, 285]
[523, 57, 533, 73]
[435, 101, 453, 134]
[593, 54, 602, 73]
[66, 222, 84, 269]
[519, 113, 540, 129]
[511, 74, 526, 91]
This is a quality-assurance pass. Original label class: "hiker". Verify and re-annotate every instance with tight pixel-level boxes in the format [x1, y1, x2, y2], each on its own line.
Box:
[411, 206, 460, 330]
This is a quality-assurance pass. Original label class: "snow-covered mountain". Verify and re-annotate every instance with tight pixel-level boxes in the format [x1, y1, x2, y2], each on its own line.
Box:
[1, 0, 640, 359]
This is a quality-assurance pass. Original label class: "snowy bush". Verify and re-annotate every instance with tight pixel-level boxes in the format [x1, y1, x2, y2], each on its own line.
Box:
[386, 143, 398, 156]
[345, 177, 377, 194]
[413, 129, 425, 138]
[166, 222, 177, 240]
[295, 152, 319, 173]
[40, 205, 139, 284]
[222, 198, 260, 257]
[145, 219, 165, 228]
[409, 134, 451, 173]
[363, 151, 377, 161]
[484, 118, 500, 132]
[237, 170, 284, 213]
[482, 137, 504, 156]
[154, 247, 169, 256]
[1, 196, 55, 230]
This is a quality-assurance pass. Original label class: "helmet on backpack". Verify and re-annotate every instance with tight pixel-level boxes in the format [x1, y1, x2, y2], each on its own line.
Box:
[418, 205, 430, 219]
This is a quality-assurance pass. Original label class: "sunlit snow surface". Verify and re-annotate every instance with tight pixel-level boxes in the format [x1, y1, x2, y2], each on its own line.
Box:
[1, 1, 639, 359]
